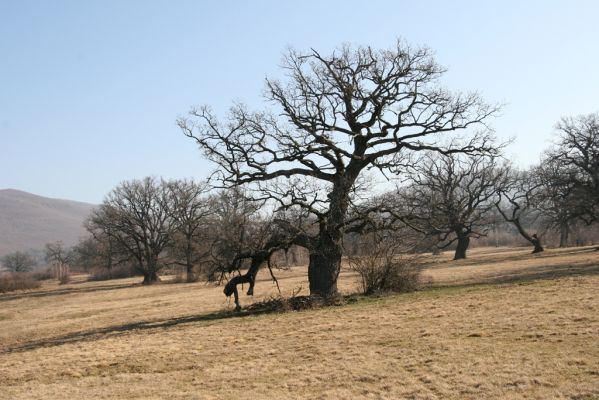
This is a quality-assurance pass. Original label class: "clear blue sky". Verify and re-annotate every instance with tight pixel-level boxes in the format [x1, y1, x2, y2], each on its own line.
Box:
[1, 0, 598, 203]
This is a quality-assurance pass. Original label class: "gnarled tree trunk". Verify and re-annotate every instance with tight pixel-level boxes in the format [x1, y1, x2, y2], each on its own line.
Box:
[308, 239, 342, 297]
[454, 232, 470, 260]
[142, 256, 160, 284]
[185, 248, 196, 283]
[559, 222, 569, 247]
[307, 175, 353, 297]
[143, 270, 159, 284]
[512, 219, 544, 254]
[530, 234, 544, 253]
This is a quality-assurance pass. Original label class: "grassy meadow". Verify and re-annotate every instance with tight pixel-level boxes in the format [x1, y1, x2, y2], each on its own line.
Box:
[0, 246, 598, 399]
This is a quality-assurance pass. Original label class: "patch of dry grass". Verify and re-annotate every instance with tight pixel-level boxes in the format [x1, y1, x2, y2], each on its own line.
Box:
[0, 246, 597, 399]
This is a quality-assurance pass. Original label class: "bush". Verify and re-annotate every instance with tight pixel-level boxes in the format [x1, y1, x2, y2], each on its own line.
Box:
[350, 255, 420, 295]
[58, 273, 70, 285]
[0, 272, 42, 293]
[88, 264, 139, 281]
[348, 235, 421, 295]
[30, 268, 54, 281]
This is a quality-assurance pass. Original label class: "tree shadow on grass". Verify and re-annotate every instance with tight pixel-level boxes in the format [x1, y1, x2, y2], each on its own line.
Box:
[470, 261, 599, 285]
[1, 306, 275, 354]
[0, 281, 141, 303]
[425, 260, 599, 288]
[1, 294, 344, 355]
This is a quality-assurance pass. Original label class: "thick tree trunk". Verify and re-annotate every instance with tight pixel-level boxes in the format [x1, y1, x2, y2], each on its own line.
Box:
[142, 254, 161, 284]
[559, 222, 569, 248]
[511, 219, 544, 254]
[143, 270, 159, 284]
[530, 234, 544, 254]
[308, 241, 342, 298]
[186, 264, 196, 282]
[185, 249, 196, 282]
[307, 176, 348, 298]
[453, 234, 470, 260]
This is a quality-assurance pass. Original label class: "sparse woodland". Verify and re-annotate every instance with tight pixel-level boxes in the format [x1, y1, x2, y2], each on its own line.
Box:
[2, 41, 598, 308]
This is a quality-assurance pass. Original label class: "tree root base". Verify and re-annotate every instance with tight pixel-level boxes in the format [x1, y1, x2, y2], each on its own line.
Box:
[242, 294, 343, 313]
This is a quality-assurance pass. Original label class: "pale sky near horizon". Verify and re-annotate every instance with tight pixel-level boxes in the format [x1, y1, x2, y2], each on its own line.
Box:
[1, 0, 598, 204]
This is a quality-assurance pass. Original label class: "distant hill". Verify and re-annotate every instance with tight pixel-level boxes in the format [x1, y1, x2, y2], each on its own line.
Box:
[0, 189, 95, 257]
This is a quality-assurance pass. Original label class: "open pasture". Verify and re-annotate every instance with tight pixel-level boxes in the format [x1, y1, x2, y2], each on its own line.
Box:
[0, 246, 598, 399]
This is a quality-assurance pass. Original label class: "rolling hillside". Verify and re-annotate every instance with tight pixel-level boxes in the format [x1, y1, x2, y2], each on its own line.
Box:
[0, 189, 95, 257]
[0, 246, 597, 399]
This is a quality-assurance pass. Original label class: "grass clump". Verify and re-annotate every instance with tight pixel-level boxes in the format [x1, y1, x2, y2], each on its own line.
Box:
[0, 272, 42, 293]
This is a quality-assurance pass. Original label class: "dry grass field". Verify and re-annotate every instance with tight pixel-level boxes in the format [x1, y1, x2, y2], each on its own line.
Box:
[0, 246, 598, 399]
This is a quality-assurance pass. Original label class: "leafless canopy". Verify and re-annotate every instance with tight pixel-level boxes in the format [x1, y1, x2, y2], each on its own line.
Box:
[87, 177, 173, 284]
[166, 179, 213, 282]
[1, 251, 36, 272]
[180, 40, 500, 298]
[392, 151, 507, 259]
[546, 113, 599, 224]
[180, 41, 497, 204]
[495, 167, 544, 252]
[44, 241, 72, 266]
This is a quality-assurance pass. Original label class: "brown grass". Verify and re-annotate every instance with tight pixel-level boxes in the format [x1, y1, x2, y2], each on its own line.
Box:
[0, 246, 597, 399]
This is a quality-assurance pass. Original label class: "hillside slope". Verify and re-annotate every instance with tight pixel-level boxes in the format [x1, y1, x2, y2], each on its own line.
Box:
[0, 246, 597, 399]
[0, 189, 95, 256]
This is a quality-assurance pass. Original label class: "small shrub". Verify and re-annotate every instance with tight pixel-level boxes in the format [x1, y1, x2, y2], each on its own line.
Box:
[350, 255, 420, 295]
[58, 273, 70, 285]
[88, 265, 139, 281]
[31, 268, 54, 281]
[349, 232, 423, 295]
[0, 272, 42, 293]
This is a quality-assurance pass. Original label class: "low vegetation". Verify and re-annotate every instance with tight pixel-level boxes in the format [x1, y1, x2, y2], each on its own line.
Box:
[349, 237, 421, 295]
[0, 272, 42, 293]
[87, 264, 139, 282]
[351, 255, 420, 295]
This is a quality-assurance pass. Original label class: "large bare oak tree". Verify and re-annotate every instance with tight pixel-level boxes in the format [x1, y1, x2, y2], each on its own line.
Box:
[547, 113, 599, 225]
[87, 177, 173, 284]
[394, 151, 506, 260]
[166, 179, 213, 282]
[179, 41, 499, 297]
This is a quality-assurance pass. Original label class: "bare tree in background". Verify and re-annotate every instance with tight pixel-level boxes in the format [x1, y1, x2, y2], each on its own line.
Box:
[547, 113, 599, 227]
[205, 188, 263, 282]
[535, 160, 579, 247]
[166, 179, 213, 282]
[45, 241, 72, 281]
[71, 236, 102, 272]
[179, 40, 499, 298]
[87, 177, 173, 284]
[396, 151, 506, 260]
[495, 168, 544, 253]
[1, 251, 36, 272]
